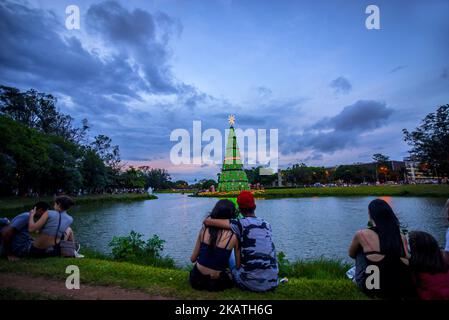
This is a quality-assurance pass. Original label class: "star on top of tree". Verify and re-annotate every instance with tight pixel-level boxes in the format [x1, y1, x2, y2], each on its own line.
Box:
[228, 114, 235, 126]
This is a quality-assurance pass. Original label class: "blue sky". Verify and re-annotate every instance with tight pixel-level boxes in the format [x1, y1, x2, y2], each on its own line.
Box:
[1, 0, 448, 182]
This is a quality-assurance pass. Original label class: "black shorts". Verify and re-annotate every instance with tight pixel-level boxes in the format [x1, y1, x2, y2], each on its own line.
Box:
[189, 264, 234, 292]
[28, 244, 60, 258]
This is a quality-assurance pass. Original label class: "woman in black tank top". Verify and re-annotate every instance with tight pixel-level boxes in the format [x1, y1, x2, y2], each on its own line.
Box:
[348, 199, 416, 299]
[189, 199, 239, 291]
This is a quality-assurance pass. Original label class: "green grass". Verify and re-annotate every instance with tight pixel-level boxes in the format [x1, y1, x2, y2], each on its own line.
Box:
[279, 256, 352, 280]
[0, 257, 367, 300]
[0, 193, 157, 213]
[194, 185, 449, 199]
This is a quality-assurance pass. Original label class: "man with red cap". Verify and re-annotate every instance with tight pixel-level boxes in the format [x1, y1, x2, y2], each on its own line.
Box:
[204, 190, 279, 292]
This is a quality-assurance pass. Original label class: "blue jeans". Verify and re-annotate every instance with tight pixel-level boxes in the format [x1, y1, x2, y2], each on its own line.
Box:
[228, 249, 248, 290]
[229, 248, 236, 270]
[355, 251, 369, 289]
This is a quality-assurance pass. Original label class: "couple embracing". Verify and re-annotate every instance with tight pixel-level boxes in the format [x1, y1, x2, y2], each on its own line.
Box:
[0, 196, 78, 260]
[189, 191, 279, 292]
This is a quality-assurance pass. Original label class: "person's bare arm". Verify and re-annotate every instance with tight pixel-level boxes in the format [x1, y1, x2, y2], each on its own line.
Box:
[190, 228, 203, 263]
[28, 209, 48, 233]
[203, 217, 231, 229]
[348, 232, 361, 259]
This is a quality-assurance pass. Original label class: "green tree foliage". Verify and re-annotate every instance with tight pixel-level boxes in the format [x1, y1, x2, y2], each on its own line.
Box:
[282, 163, 329, 185]
[403, 105, 449, 179]
[0, 85, 88, 143]
[200, 179, 216, 190]
[139, 166, 172, 190]
[0, 115, 51, 194]
[120, 167, 146, 189]
[372, 153, 390, 165]
[0, 85, 170, 196]
[80, 149, 109, 193]
[245, 166, 277, 185]
[332, 165, 373, 184]
[173, 180, 188, 188]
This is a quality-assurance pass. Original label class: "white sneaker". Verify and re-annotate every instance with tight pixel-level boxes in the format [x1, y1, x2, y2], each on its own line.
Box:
[74, 243, 84, 258]
[280, 277, 289, 284]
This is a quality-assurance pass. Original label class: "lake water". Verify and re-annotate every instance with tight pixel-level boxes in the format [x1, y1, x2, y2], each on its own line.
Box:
[69, 194, 449, 266]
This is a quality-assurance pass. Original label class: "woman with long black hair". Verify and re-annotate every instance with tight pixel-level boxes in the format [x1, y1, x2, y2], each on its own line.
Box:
[189, 199, 240, 291]
[348, 199, 415, 299]
[409, 231, 449, 299]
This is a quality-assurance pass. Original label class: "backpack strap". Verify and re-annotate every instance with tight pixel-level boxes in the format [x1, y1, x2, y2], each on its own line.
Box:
[54, 213, 62, 246]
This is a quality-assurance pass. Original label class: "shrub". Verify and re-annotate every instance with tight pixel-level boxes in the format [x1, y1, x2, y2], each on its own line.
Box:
[108, 231, 175, 268]
[277, 252, 351, 280]
[277, 251, 292, 277]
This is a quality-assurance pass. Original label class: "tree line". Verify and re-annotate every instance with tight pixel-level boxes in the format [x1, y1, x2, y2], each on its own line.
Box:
[246, 104, 449, 186]
[244, 153, 401, 187]
[1, 85, 447, 194]
[0, 85, 173, 196]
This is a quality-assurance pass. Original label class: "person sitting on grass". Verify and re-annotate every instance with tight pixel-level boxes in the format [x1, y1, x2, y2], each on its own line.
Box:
[27, 195, 76, 258]
[204, 191, 279, 292]
[408, 231, 449, 300]
[0, 202, 50, 260]
[190, 199, 240, 291]
[348, 199, 415, 299]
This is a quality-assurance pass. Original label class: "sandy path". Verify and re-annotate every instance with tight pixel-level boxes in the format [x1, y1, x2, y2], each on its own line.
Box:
[0, 273, 174, 300]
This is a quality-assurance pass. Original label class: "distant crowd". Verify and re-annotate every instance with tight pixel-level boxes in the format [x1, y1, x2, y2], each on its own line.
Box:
[10, 188, 148, 198]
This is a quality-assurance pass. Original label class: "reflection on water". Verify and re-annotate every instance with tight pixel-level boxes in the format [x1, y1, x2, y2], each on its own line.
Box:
[69, 194, 449, 266]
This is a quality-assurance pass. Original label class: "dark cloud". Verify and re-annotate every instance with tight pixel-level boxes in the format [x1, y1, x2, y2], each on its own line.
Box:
[0, 0, 409, 175]
[0, 0, 201, 160]
[0, 1, 149, 98]
[388, 65, 408, 74]
[329, 76, 352, 94]
[303, 153, 324, 162]
[313, 100, 394, 132]
[86, 1, 182, 93]
[283, 100, 394, 154]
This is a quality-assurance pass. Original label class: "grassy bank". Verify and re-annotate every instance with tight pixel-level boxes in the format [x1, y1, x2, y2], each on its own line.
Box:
[194, 184, 449, 199]
[0, 256, 366, 300]
[0, 193, 157, 213]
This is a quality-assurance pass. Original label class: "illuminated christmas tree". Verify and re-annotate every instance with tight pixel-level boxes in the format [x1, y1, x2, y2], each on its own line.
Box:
[217, 115, 250, 192]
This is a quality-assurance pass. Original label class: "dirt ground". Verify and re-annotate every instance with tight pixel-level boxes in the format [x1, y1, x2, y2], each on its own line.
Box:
[0, 273, 174, 300]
